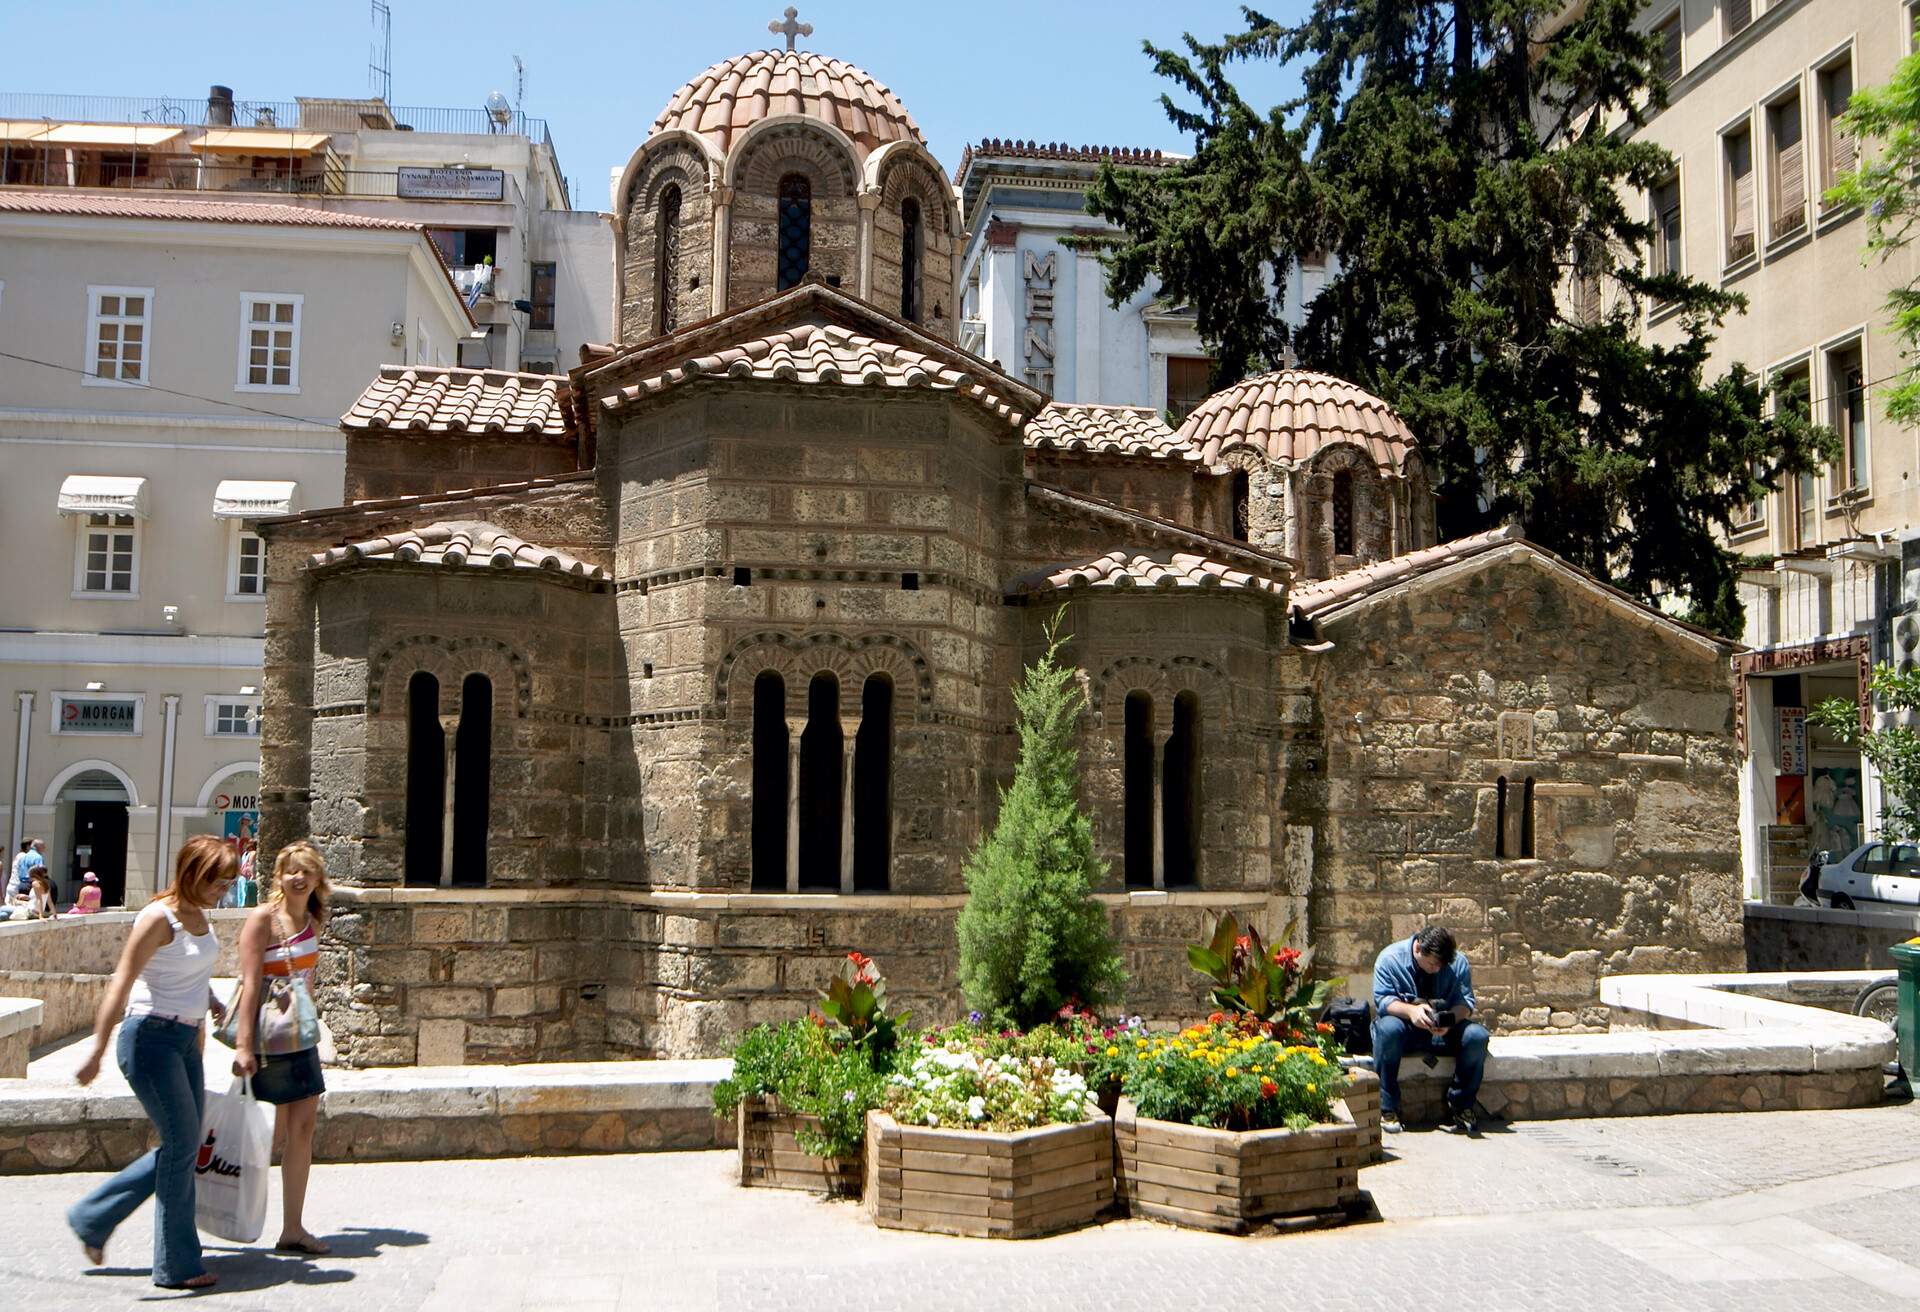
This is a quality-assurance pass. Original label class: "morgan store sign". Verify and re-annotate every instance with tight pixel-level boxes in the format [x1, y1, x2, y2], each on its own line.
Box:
[54, 695, 141, 735]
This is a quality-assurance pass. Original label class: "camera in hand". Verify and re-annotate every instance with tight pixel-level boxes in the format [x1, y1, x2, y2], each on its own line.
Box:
[1422, 1000, 1456, 1035]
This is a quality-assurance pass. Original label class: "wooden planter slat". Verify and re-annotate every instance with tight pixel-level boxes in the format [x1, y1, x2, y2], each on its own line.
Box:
[1114, 1096, 1361, 1234]
[737, 1097, 863, 1197]
[865, 1109, 1112, 1239]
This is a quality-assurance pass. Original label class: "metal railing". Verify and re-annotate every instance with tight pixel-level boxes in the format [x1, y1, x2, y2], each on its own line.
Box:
[0, 155, 526, 207]
[0, 92, 552, 142]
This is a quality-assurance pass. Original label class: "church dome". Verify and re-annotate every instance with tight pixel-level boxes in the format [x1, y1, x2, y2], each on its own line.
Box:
[1177, 369, 1417, 472]
[650, 49, 926, 164]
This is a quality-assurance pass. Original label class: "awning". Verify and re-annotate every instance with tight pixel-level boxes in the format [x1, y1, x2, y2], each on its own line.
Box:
[4, 124, 187, 149]
[57, 475, 149, 518]
[190, 128, 331, 156]
[212, 479, 298, 519]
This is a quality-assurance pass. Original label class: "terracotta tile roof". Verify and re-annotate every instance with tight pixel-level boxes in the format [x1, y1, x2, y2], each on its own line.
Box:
[651, 50, 924, 163]
[1177, 369, 1417, 472]
[953, 138, 1171, 184]
[0, 190, 422, 231]
[600, 320, 1026, 425]
[1012, 549, 1285, 598]
[1023, 481, 1295, 579]
[309, 520, 605, 580]
[342, 366, 572, 440]
[1024, 403, 1194, 461]
[1290, 525, 1524, 615]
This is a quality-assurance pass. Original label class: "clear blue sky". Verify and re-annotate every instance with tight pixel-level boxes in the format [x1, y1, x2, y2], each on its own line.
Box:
[13, 1, 1310, 209]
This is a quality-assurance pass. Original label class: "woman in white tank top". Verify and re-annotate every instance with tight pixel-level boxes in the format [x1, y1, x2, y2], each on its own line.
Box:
[66, 836, 237, 1291]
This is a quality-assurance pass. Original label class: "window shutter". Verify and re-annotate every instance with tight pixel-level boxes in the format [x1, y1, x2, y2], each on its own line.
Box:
[1732, 167, 1756, 255]
[1726, 0, 1752, 37]
[1827, 67, 1858, 186]
[1775, 135, 1805, 238]
[1660, 21, 1683, 85]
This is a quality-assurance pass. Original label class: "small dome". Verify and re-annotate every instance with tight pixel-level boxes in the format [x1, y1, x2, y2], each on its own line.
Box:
[1177, 369, 1416, 472]
[651, 49, 925, 164]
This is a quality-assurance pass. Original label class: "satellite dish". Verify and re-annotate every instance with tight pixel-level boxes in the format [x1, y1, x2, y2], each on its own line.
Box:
[485, 90, 512, 128]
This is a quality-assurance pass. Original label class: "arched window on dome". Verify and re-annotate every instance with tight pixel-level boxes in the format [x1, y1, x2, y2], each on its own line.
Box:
[777, 174, 812, 291]
[899, 198, 922, 322]
[655, 184, 682, 336]
[1331, 469, 1356, 556]
[1229, 469, 1250, 542]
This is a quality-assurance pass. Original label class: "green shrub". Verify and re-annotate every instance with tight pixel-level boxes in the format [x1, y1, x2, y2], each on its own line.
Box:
[712, 1019, 900, 1160]
[955, 613, 1125, 1028]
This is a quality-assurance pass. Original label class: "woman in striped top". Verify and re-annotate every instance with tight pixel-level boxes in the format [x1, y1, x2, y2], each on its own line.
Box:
[232, 840, 331, 1256]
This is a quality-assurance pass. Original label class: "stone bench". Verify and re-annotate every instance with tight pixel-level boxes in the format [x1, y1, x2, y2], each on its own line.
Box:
[1368, 971, 1895, 1125]
[0, 1054, 734, 1173]
[0, 999, 45, 1079]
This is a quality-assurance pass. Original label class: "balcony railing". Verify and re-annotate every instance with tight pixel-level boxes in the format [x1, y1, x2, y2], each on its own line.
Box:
[0, 91, 553, 144]
[0, 155, 525, 207]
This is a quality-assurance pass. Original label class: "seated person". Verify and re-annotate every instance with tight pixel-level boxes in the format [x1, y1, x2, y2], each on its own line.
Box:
[68, 870, 103, 914]
[24, 868, 58, 920]
[1370, 923, 1491, 1135]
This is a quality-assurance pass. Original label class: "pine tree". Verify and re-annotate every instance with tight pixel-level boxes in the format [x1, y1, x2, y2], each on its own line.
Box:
[956, 612, 1126, 1028]
[1081, 0, 1833, 635]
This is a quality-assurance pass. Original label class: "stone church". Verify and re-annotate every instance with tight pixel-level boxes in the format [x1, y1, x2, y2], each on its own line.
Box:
[259, 40, 1745, 1065]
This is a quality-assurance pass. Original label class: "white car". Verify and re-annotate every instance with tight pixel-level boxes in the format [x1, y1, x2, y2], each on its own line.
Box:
[1817, 842, 1920, 909]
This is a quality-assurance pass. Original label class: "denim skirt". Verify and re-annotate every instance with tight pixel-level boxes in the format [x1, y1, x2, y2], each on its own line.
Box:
[251, 1046, 325, 1105]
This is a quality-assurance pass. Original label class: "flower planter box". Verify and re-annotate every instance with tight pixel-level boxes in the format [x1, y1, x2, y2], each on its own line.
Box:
[737, 1096, 862, 1197]
[1113, 1096, 1362, 1234]
[1341, 1065, 1382, 1164]
[864, 1108, 1113, 1239]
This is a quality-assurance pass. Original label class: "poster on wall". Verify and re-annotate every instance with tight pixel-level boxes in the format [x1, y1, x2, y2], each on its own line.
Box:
[212, 790, 258, 847]
[1777, 706, 1808, 776]
[1809, 766, 1864, 855]
[1775, 774, 1807, 826]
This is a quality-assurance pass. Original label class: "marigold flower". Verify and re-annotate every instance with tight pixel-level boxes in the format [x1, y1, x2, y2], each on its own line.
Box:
[1306, 1082, 1316, 1093]
[1208, 1012, 1225, 1025]
[1316, 1022, 1334, 1034]
[1226, 1067, 1239, 1078]
[1105, 1046, 1119, 1057]
[1260, 1078, 1278, 1097]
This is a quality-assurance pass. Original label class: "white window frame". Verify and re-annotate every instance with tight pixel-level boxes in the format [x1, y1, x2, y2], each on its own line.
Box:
[1821, 329, 1871, 506]
[82, 285, 153, 387]
[1718, 111, 1760, 275]
[1760, 78, 1808, 251]
[51, 691, 145, 737]
[1813, 42, 1858, 224]
[72, 511, 140, 599]
[1766, 352, 1818, 551]
[1647, 167, 1684, 322]
[226, 524, 267, 602]
[234, 292, 303, 393]
[203, 695, 262, 739]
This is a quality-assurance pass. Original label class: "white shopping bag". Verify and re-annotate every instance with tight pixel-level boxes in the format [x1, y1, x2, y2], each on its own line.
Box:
[193, 1076, 274, 1243]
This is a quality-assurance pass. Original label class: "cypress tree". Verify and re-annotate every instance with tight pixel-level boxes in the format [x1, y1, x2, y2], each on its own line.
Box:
[956, 613, 1126, 1028]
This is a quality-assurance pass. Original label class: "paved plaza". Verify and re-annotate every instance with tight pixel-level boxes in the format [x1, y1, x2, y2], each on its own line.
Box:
[2, 1090, 1916, 1311]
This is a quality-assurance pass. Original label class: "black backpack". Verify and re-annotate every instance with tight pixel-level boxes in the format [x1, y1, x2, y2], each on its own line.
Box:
[1322, 997, 1372, 1055]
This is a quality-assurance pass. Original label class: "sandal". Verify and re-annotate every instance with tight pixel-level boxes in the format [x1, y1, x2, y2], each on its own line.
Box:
[275, 1234, 331, 1256]
[161, 1273, 218, 1289]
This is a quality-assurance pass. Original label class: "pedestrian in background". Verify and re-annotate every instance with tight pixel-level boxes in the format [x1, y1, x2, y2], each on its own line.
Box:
[67, 835, 237, 1290]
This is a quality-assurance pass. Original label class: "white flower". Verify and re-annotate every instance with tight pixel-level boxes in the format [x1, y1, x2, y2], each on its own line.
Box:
[926, 1112, 939, 1126]
[966, 1095, 986, 1121]
[842, 1089, 856, 1103]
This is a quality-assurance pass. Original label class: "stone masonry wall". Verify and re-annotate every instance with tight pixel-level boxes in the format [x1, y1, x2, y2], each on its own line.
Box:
[343, 434, 578, 504]
[1295, 557, 1744, 1031]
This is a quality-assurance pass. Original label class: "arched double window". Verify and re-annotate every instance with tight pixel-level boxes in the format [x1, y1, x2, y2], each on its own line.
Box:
[404, 672, 443, 887]
[655, 184, 682, 336]
[750, 666, 894, 891]
[1121, 687, 1202, 888]
[777, 173, 812, 291]
[899, 198, 922, 323]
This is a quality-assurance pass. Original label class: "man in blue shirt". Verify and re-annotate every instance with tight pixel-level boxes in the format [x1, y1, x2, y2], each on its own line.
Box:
[1371, 924, 1490, 1135]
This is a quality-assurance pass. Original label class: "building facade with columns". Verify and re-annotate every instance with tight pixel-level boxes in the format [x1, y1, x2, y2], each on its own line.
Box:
[254, 33, 1746, 1066]
[0, 192, 470, 906]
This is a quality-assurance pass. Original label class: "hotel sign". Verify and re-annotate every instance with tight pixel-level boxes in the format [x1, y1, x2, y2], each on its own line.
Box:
[396, 167, 505, 201]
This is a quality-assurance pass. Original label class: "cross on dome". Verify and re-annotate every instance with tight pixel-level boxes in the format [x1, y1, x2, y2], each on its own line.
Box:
[768, 6, 812, 52]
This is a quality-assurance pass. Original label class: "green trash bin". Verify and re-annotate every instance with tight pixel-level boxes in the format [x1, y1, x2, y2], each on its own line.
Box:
[1893, 941, 1920, 1080]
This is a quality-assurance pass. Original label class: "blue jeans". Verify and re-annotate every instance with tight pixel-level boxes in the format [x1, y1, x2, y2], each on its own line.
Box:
[69, 1016, 206, 1286]
[1371, 1013, 1489, 1119]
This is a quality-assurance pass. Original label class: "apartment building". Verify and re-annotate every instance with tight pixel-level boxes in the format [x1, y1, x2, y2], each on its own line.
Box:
[1624, 0, 1920, 899]
[0, 192, 472, 905]
[0, 87, 613, 371]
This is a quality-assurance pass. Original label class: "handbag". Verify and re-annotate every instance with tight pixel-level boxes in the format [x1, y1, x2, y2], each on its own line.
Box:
[194, 1076, 273, 1242]
[213, 912, 323, 1056]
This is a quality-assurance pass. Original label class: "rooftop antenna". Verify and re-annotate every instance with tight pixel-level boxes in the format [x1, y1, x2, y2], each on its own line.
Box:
[369, 0, 392, 103]
[513, 55, 525, 111]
